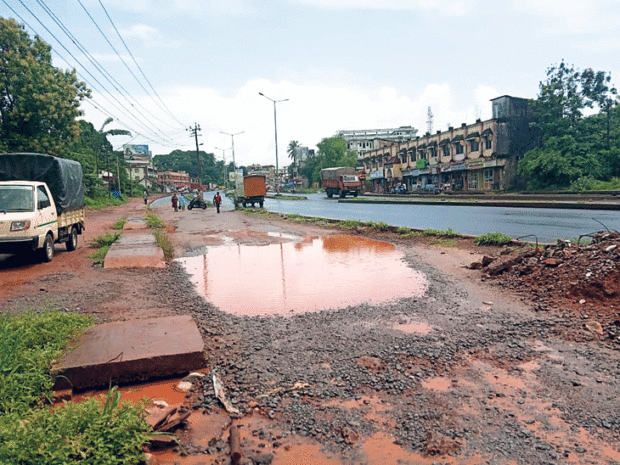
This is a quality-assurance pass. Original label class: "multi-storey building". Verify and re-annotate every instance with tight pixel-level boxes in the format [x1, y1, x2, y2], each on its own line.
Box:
[359, 96, 537, 192]
[158, 170, 191, 190]
[335, 126, 418, 156]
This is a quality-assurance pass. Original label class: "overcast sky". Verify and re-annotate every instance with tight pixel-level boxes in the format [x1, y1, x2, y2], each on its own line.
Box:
[2, 0, 619, 166]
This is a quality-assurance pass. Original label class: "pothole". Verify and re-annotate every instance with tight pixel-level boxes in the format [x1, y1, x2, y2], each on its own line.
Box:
[176, 234, 427, 316]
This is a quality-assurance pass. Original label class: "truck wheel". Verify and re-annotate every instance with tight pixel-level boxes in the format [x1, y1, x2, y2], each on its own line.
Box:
[66, 227, 78, 251]
[242, 201, 247, 208]
[259, 200, 264, 208]
[40, 234, 54, 262]
[339, 191, 345, 198]
[327, 191, 333, 198]
[353, 191, 358, 197]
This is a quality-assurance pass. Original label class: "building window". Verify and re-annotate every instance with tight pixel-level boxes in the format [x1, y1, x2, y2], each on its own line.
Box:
[484, 168, 494, 190]
[470, 140, 479, 152]
[429, 147, 436, 158]
[455, 144, 463, 155]
[443, 145, 450, 157]
[468, 171, 479, 190]
[485, 138, 492, 150]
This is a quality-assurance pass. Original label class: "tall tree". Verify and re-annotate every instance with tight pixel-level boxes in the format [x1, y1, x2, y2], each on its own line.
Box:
[310, 137, 358, 184]
[0, 17, 90, 155]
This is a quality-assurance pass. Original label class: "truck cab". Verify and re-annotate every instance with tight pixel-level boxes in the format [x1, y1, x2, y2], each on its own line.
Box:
[0, 181, 77, 261]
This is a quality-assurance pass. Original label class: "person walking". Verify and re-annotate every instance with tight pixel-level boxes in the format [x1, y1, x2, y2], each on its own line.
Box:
[171, 193, 178, 212]
[178, 194, 186, 211]
[143, 191, 148, 205]
[213, 192, 222, 214]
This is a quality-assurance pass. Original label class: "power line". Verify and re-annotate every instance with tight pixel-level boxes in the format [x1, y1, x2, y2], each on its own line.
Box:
[6, 0, 181, 147]
[97, 0, 186, 127]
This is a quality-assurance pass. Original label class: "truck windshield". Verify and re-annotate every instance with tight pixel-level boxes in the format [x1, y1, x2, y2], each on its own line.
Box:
[342, 175, 359, 182]
[0, 185, 35, 212]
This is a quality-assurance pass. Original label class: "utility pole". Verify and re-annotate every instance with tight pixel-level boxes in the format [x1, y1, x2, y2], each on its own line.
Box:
[219, 131, 244, 173]
[188, 123, 202, 185]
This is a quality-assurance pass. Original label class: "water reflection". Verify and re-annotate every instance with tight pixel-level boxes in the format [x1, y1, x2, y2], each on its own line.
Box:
[176, 235, 427, 316]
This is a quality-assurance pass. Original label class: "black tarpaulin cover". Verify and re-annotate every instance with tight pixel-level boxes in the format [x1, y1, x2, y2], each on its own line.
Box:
[0, 153, 85, 215]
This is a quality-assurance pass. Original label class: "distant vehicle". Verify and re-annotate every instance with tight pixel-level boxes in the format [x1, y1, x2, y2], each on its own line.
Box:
[0, 153, 85, 262]
[423, 184, 440, 194]
[320, 167, 362, 198]
[235, 174, 266, 208]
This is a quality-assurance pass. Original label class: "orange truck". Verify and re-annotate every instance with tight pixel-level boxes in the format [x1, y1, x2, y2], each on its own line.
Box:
[320, 167, 362, 198]
[234, 174, 266, 208]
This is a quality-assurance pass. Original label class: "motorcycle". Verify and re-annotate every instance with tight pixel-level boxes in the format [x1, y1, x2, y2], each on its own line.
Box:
[187, 197, 207, 210]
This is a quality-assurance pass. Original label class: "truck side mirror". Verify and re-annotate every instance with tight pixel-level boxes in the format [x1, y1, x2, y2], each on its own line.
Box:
[38, 199, 50, 210]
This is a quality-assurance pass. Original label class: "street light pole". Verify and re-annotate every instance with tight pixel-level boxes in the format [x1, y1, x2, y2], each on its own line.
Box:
[215, 147, 231, 187]
[219, 131, 244, 173]
[259, 92, 288, 194]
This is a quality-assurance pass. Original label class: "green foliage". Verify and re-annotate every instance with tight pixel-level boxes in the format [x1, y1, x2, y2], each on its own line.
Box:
[521, 61, 620, 188]
[0, 18, 90, 156]
[306, 137, 358, 185]
[153, 229, 174, 260]
[153, 149, 223, 185]
[84, 195, 127, 210]
[0, 385, 150, 465]
[144, 211, 166, 229]
[475, 232, 513, 246]
[88, 245, 110, 260]
[0, 311, 92, 414]
[112, 217, 128, 230]
[368, 221, 390, 231]
[422, 228, 457, 237]
[570, 176, 620, 191]
[89, 232, 120, 249]
[431, 238, 458, 247]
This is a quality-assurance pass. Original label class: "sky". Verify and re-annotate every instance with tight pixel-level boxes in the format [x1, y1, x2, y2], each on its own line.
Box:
[2, 0, 620, 167]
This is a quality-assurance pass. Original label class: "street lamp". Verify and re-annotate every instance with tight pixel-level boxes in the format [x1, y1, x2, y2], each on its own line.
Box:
[215, 147, 231, 186]
[259, 92, 288, 194]
[219, 131, 244, 172]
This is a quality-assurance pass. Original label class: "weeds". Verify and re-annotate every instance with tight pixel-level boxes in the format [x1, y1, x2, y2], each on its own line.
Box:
[112, 217, 128, 230]
[89, 232, 121, 260]
[153, 229, 174, 260]
[144, 210, 166, 229]
[431, 238, 458, 247]
[475, 232, 513, 246]
[85, 195, 127, 210]
[368, 221, 390, 231]
[422, 228, 457, 238]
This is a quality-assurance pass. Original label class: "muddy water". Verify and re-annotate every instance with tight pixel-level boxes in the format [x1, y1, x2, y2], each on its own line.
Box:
[176, 235, 427, 316]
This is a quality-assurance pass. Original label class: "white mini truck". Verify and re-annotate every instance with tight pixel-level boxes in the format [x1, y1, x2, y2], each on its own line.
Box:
[0, 153, 85, 262]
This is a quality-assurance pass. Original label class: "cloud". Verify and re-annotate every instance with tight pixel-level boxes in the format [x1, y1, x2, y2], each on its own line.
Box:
[294, 0, 475, 15]
[83, 79, 503, 165]
[93, 0, 249, 16]
[117, 24, 181, 48]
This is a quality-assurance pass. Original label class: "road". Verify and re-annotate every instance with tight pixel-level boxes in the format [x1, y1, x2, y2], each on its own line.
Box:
[263, 193, 620, 243]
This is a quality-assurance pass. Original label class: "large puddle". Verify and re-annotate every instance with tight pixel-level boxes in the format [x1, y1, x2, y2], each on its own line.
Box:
[176, 234, 427, 316]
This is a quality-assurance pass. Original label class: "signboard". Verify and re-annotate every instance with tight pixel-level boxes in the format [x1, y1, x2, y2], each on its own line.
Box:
[123, 144, 150, 159]
[370, 170, 384, 179]
[415, 159, 428, 169]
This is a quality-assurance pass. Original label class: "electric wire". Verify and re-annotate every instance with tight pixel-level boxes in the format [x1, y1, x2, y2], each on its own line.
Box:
[5, 0, 182, 147]
[96, 0, 186, 127]
[34, 0, 181, 143]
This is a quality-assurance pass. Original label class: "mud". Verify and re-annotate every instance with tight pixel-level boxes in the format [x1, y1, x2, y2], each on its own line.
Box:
[3, 198, 620, 464]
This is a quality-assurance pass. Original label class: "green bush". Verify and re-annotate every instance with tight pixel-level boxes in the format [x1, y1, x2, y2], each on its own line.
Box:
[153, 229, 174, 260]
[475, 232, 513, 246]
[85, 195, 127, 210]
[144, 211, 166, 229]
[422, 228, 457, 238]
[89, 232, 120, 248]
[0, 311, 93, 414]
[112, 217, 127, 230]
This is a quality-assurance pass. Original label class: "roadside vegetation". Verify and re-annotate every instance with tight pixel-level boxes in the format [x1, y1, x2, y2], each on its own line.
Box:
[144, 210, 166, 229]
[112, 217, 128, 230]
[475, 232, 513, 246]
[143, 209, 174, 260]
[0, 311, 150, 465]
[88, 232, 121, 260]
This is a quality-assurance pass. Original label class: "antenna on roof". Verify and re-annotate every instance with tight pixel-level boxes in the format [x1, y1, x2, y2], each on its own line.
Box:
[427, 106, 434, 134]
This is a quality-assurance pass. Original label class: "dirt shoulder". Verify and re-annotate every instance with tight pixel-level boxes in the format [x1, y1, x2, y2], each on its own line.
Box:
[2, 199, 620, 465]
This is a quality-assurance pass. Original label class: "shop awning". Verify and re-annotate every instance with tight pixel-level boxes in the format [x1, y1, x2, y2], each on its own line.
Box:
[451, 135, 463, 142]
[466, 132, 480, 140]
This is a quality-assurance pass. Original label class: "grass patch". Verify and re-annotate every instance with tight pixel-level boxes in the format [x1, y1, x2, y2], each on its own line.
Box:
[0, 311, 93, 414]
[153, 229, 174, 260]
[570, 236, 593, 246]
[144, 210, 166, 229]
[475, 232, 513, 246]
[88, 232, 121, 260]
[112, 217, 128, 230]
[367, 221, 390, 231]
[85, 195, 127, 210]
[431, 238, 458, 247]
[421, 228, 458, 238]
[0, 312, 150, 465]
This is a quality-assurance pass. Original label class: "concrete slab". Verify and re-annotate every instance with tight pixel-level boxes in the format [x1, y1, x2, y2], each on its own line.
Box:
[123, 217, 148, 230]
[52, 315, 204, 390]
[104, 233, 165, 269]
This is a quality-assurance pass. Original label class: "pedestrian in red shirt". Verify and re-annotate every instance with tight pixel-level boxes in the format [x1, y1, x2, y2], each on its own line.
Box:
[213, 192, 222, 213]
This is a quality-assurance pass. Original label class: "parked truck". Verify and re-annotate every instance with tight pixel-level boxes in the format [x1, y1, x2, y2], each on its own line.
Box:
[320, 167, 362, 198]
[0, 153, 85, 262]
[234, 174, 266, 208]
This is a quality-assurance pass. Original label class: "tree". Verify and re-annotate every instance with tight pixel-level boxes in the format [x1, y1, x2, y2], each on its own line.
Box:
[310, 137, 358, 184]
[153, 150, 221, 184]
[0, 18, 90, 155]
[520, 61, 620, 188]
[287, 140, 300, 161]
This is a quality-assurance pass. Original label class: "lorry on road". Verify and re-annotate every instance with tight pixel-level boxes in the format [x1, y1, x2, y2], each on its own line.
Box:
[234, 174, 266, 208]
[0, 153, 85, 262]
[320, 167, 362, 198]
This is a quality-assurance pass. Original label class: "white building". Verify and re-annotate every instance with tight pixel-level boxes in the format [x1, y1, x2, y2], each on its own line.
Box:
[334, 126, 419, 155]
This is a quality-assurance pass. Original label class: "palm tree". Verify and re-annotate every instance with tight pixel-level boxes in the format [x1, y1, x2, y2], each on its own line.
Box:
[96, 118, 131, 195]
[287, 140, 300, 176]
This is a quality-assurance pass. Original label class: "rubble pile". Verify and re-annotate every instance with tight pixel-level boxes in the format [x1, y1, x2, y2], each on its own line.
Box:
[470, 230, 620, 320]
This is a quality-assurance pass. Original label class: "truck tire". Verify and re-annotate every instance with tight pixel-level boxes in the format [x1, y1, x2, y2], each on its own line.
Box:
[259, 200, 264, 208]
[327, 191, 333, 198]
[353, 191, 358, 197]
[66, 227, 78, 251]
[40, 234, 54, 262]
[339, 190, 345, 198]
